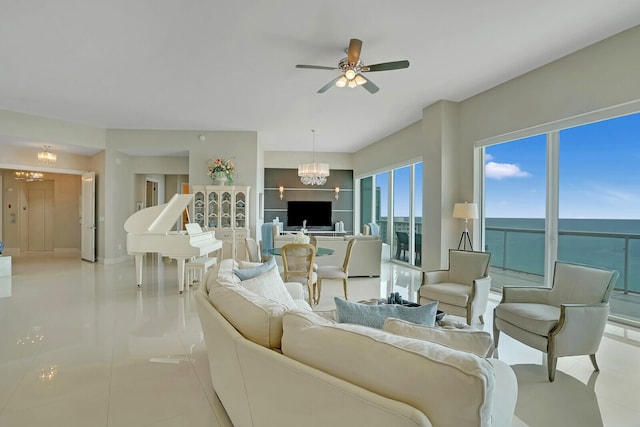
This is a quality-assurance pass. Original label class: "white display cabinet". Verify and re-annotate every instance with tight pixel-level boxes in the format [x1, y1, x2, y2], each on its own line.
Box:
[191, 185, 250, 260]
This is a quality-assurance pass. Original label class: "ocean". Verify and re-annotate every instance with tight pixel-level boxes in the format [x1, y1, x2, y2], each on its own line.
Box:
[485, 218, 640, 293]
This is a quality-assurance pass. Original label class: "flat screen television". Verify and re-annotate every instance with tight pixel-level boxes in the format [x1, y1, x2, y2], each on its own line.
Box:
[287, 201, 332, 228]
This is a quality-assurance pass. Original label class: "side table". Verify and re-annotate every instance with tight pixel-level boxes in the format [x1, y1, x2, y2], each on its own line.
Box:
[0, 256, 12, 277]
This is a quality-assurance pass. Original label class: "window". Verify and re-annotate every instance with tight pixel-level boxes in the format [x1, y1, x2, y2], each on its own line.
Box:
[482, 112, 640, 323]
[360, 161, 422, 267]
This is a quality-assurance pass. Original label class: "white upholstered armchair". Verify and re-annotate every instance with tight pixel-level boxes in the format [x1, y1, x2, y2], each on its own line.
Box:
[493, 261, 619, 382]
[418, 249, 491, 325]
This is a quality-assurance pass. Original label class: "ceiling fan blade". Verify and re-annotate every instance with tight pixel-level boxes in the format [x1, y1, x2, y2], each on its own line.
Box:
[317, 76, 342, 93]
[363, 60, 410, 72]
[296, 64, 339, 71]
[360, 76, 380, 94]
[347, 38, 362, 65]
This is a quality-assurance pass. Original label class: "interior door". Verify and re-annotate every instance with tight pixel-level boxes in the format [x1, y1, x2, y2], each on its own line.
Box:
[27, 185, 54, 251]
[81, 172, 96, 262]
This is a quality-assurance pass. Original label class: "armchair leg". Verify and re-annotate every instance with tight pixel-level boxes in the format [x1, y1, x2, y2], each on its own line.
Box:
[589, 354, 600, 372]
[342, 279, 348, 300]
[547, 354, 557, 382]
[315, 280, 322, 305]
[493, 312, 500, 348]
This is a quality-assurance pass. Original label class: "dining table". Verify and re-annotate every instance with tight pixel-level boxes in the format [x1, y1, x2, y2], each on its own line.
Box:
[268, 247, 334, 257]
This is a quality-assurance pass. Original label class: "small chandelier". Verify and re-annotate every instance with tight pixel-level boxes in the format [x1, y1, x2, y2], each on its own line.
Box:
[14, 171, 44, 182]
[298, 129, 329, 185]
[37, 145, 56, 164]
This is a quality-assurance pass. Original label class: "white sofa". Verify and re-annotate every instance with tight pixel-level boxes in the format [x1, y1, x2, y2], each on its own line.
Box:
[273, 234, 382, 277]
[196, 259, 518, 427]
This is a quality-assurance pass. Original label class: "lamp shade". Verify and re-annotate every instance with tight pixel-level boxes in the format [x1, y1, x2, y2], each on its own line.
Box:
[452, 202, 478, 220]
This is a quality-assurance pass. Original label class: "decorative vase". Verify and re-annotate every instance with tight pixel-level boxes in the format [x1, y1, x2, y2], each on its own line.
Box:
[212, 171, 228, 185]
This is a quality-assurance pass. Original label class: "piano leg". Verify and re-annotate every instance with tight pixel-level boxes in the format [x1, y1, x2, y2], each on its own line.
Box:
[134, 253, 144, 287]
[175, 257, 187, 294]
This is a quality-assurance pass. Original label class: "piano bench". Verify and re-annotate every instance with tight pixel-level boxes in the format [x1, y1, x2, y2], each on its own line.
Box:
[186, 256, 217, 285]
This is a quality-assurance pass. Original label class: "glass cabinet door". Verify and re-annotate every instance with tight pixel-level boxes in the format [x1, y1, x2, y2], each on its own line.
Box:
[193, 190, 205, 228]
[220, 190, 233, 228]
[235, 191, 247, 229]
[207, 191, 219, 229]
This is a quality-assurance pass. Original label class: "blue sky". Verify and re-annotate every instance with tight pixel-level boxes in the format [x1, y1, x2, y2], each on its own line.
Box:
[376, 163, 422, 218]
[485, 112, 640, 219]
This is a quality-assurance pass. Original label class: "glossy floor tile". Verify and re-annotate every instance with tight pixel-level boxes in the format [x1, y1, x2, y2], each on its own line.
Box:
[1, 252, 639, 426]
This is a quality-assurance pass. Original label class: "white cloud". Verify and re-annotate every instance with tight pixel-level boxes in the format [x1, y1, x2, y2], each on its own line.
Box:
[485, 153, 494, 161]
[485, 161, 531, 180]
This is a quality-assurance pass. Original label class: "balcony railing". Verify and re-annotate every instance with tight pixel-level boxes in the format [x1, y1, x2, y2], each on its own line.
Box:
[486, 226, 640, 294]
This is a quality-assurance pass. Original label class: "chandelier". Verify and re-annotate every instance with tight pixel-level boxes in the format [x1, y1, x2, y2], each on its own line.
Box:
[14, 171, 44, 182]
[298, 129, 329, 185]
[37, 145, 56, 164]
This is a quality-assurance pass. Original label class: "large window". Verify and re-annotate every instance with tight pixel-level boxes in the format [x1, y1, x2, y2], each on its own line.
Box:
[482, 112, 640, 323]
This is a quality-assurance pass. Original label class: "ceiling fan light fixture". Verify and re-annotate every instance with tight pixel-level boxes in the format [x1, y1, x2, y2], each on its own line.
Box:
[348, 79, 357, 88]
[344, 68, 356, 80]
[355, 74, 367, 86]
[335, 76, 347, 88]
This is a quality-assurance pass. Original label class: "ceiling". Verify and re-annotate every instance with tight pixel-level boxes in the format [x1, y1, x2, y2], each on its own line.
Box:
[1, 1, 639, 157]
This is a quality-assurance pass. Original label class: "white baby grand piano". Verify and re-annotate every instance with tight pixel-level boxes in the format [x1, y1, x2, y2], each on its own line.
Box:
[124, 194, 222, 293]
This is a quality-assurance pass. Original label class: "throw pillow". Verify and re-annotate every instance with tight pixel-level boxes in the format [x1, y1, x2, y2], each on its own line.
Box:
[240, 265, 297, 309]
[234, 257, 276, 280]
[238, 260, 262, 269]
[382, 317, 494, 357]
[334, 297, 438, 329]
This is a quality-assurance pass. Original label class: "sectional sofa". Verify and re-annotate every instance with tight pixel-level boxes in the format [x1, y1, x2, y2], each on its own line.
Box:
[195, 259, 518, 427]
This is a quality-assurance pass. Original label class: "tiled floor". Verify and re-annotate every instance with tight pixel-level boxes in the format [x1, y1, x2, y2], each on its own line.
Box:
[1, 252, 639, 426]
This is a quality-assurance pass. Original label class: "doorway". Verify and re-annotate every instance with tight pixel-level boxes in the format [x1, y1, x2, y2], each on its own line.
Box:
[26, 181, 54, 251]
[146, 179, 158, 208]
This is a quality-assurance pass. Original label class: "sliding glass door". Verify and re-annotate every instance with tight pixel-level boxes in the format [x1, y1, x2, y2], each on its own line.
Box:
[482, 111, 640, 324]
[484, 135, 546, 285]
[360, 161, 423, 267]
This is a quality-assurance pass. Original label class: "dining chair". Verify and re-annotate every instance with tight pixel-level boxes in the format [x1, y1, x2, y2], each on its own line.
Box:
[395, 231, 409, 261]
[316, 238, 357, 304]
[281, 243, 317, 306]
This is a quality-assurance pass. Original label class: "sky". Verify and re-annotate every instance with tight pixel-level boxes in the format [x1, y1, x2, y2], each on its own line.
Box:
[375, 163, 422, 218]
[485, 112, 640, 219]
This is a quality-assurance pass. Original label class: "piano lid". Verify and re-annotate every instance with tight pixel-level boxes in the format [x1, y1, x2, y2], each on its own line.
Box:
[124, 193, 194, 233]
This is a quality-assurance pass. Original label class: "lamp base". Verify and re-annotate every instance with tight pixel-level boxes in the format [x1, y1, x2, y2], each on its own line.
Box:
[457, 231, 473, 251]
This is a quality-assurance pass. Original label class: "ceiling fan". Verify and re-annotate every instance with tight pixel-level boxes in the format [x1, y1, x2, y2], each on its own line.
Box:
[296, 38, 409, 94]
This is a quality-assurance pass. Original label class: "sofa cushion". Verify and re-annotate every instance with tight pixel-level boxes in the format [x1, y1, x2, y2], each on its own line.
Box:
[281, 310, 495, 427]
[205, 259, 300, 350]
[419, 282, 470, 306]
[334, 297, 438, 329]
[383, 317, 494, 358]
[494, 302, 560, 336]
[234, 257, 276, 280]
[240, 265, 297, 310]
[212, 259, 242, 288]
[208, 280, 289, 350]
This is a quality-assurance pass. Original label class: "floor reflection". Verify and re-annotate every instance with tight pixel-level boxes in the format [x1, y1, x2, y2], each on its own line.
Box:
[513, 365, 603, 427]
